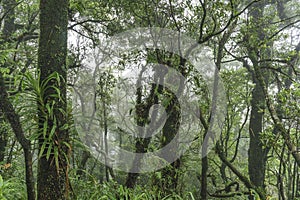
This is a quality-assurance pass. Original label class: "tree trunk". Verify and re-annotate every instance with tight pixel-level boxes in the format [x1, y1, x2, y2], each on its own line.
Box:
[125, 66, 160, 188]
[0, 0, 17, 164]
[77, 150, 90, 179]
[248, 76, 268, 188]
[125, 84, 154, 187]
[37, 0, 69, 199]
[0, 116, 8, 162]
[247, 1, 269, 193]
[0, 1, 35, 199]
[0, 74, 35, 200]
[160, 92, 181, 194]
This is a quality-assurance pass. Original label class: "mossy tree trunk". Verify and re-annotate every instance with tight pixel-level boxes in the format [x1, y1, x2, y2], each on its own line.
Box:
[37, 0, 69, 199]
[247, 2, 269, 195]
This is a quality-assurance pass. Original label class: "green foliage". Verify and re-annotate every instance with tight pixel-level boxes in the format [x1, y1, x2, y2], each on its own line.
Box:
[20, 71, 70, 171]
[0, 175, 26, 200]
[1, 0, 300, 199]
[70, 177, 195, 200]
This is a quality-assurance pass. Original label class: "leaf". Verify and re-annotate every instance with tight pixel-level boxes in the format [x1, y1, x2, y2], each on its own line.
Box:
[39, 141, 47, 159]
[54, 146, 59, 171]
[48, 118, 57, 139]
[62, 141, 71, 149]
[60, 122, 69, 131]
[42, 120, 48, 137]
[45, 103, 54, 119]
[46, 142, 53, 160]
[0, 176, 3, 188]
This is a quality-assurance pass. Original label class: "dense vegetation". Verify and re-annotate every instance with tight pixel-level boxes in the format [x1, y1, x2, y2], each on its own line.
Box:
[0, 0, 300, 199]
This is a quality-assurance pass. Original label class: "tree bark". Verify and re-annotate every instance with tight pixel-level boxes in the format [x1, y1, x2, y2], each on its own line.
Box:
[248, 75, 268, 188]
[247, 1, 269, 192]
[160, 92, 181, 194]
[37, 0, 69, 199]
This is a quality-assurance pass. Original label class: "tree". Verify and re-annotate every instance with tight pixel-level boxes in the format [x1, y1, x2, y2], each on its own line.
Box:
[0, 0, 299, 199]
[246, 1, 270, 194]
[37, 0, 70, 199]
[0, 1, 36, 199]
